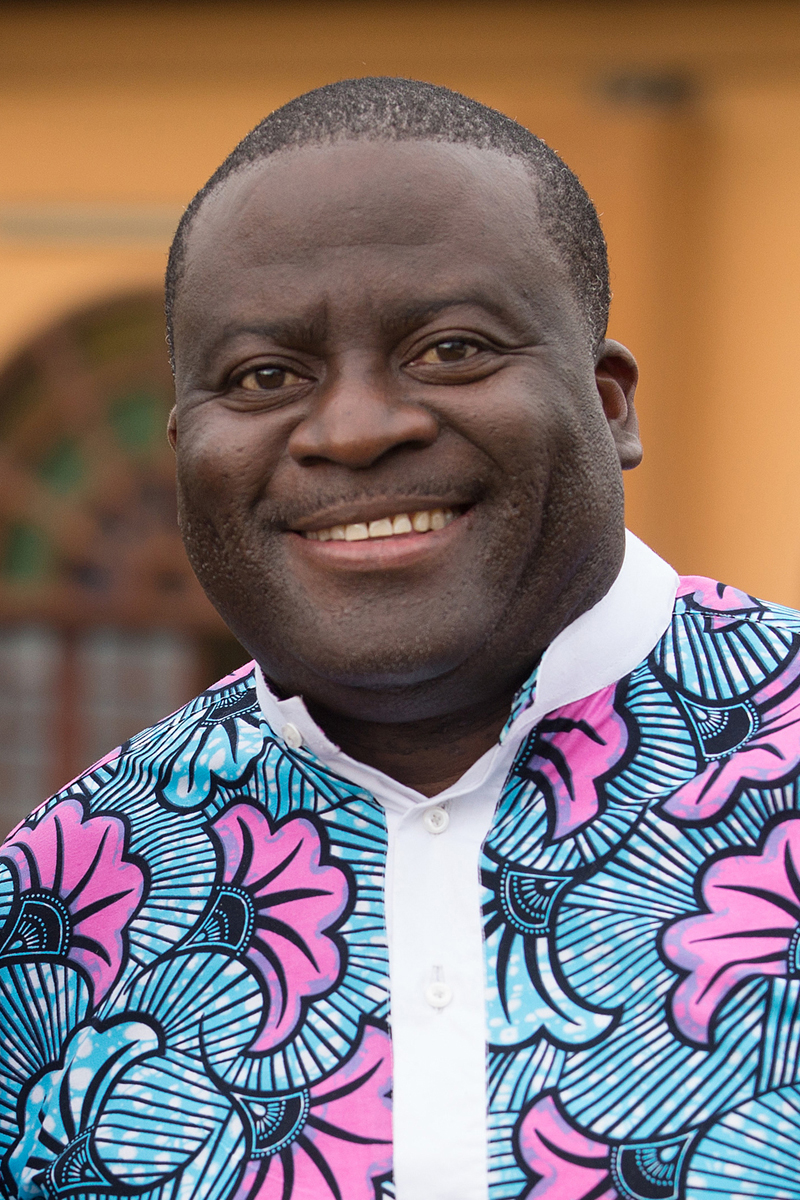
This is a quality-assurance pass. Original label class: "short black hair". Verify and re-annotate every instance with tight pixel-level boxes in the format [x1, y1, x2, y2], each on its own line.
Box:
[165, 77, 610, 361]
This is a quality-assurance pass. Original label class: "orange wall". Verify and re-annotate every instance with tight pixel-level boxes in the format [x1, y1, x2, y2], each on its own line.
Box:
[2, 2, 800, 600]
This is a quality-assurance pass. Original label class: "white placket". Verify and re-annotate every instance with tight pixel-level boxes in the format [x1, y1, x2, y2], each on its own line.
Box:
[386, 780, 500, 1200]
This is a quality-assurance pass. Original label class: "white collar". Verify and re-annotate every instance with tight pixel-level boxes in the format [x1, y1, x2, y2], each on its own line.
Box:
[254, 530, 679, 812]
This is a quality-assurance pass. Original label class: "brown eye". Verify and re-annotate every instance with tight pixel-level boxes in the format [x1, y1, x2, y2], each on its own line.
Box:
[239, 366, 303, 391]
[417, 339, 479, 365]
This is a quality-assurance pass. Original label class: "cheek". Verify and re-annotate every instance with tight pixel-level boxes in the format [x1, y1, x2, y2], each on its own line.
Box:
[175, 414, 283, 515]
[437, 367, 576, 460]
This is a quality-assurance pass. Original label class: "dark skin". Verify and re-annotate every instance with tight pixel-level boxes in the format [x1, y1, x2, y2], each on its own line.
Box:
[169, 139, 642, 795]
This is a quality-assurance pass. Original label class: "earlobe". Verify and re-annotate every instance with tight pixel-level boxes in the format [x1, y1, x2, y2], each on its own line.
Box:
[167, 407, 178, 451]
[595, 339, 643, 471]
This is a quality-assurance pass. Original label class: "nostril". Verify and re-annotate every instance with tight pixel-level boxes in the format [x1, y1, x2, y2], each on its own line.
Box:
[287, 399, 439, 469]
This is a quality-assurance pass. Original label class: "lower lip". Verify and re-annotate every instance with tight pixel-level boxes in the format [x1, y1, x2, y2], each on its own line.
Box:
[289, 512, 470, 569]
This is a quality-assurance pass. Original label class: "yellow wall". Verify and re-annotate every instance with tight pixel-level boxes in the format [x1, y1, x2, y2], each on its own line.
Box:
[3, 2, 800, 600]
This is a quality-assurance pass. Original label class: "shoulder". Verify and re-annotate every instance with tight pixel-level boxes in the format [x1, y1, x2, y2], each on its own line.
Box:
[653, 573, 800, 695]
[629, 574, 800, 823]
[1, 659, 264, 847]
[0, 660, 269, 1009]
[673, 574, 800, 631]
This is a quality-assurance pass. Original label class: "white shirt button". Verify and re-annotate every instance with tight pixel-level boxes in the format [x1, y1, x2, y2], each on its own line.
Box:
[281, 722, 303, 750]
[422, 806, 449, 834]
[425, 980, 453, 1008]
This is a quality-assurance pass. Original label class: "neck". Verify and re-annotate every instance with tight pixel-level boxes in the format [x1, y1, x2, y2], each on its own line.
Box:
[305, 688, 521, 796]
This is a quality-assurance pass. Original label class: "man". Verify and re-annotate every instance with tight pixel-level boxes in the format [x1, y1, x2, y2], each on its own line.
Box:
[0, 76, 797, 1200]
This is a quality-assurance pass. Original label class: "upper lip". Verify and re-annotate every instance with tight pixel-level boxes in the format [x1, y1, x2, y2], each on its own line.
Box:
[288, 498, 471, 533]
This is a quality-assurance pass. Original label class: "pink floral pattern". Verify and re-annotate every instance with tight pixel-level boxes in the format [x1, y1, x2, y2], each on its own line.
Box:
[662, 651, 800, 822]
[235, 1022, 392, 1200]
[516, 1094, 617, 1199]
[0, 798, 144, 1002]
[211, 805, 350, 1052]
[663, 818, 800, 1044]
[523, 684, 629, 840]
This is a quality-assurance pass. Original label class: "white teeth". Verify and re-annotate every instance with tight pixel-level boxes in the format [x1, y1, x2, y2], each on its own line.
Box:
[303, 508, 457, 542]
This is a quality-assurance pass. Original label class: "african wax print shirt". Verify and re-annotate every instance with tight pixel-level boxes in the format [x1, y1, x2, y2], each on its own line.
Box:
[3, 532, 800, 1200]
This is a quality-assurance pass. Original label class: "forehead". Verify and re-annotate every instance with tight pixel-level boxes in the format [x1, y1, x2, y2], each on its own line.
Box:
[175, 139, 576, 342]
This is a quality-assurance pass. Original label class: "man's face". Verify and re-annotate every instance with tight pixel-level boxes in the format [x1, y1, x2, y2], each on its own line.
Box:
[171, 139, 639, 721]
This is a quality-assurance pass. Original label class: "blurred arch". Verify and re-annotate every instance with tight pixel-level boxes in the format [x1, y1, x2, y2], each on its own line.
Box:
[0, 291, 246, 832]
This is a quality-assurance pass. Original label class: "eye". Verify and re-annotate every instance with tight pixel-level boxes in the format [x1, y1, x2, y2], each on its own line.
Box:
[415, 339, 481, 365]
[237, 365, 306, 391]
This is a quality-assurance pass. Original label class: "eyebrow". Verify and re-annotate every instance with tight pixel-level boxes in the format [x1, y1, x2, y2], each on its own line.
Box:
[377, 293, 532, 338]
[207, 311, 329, 358]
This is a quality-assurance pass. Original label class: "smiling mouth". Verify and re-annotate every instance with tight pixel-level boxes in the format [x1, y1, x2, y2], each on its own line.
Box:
[303, 507, 459, 542]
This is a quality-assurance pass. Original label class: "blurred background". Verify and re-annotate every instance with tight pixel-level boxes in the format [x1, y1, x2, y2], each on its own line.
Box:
[0, 0, 798, 831]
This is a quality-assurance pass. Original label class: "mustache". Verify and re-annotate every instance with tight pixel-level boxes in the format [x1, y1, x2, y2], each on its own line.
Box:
[264, 477, 487, 528]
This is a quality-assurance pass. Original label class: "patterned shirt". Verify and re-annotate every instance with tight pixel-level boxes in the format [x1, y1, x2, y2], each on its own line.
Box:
[3, 534, 800, 1200]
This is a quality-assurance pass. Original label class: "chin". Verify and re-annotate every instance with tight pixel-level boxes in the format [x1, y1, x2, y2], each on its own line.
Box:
[313, 645, 473, 692]
[259, 629, 482, 704]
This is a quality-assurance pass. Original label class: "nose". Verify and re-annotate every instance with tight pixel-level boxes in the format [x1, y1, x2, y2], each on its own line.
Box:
[287, 360, 439, 469]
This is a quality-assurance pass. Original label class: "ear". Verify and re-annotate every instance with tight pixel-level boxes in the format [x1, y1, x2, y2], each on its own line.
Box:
[167, 406, 178, 451]
[595, 339, 642, 470]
